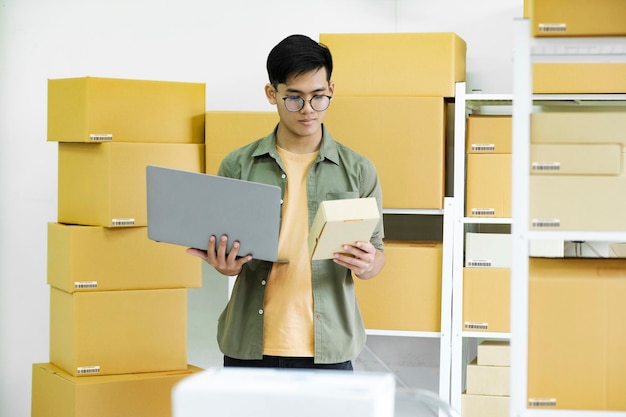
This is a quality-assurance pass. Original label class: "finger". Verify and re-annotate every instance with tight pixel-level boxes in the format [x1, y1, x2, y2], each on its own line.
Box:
[186, 247, 208, 259]
[206, 236, 218, 263]
[216, 235, 229, 260]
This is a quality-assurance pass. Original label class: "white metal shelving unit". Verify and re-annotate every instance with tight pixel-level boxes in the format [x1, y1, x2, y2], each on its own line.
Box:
[450, 82, 515, 412]
[510, 18, 626, 417]
[374, 197, 455, 404]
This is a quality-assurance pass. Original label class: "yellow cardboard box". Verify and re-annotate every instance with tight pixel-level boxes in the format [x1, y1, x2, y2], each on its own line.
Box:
[48, 77, 205, 143]
[205, 111, 278, 175]
[463, 268, 510, 333]
[308, 197, 381, 260]
[477, 340, 510, 367]
[47, 223, 201, 292]
[531, 112, 626, 144]
[466, 359, 510, 396]
[462, 392, 509, 417]
[355, 241, 442, 332]
[324, 96, 446, 209]
[466, 115, 512, 154]
[466, 153, 511, 218]
[533, 63, 626, 94]
[530, 143, 622, 175]
[528, 0, 626, 36]
[58, 142, 204, 227]
[530, 167, 626, 231]
[529, 258, 626, 411]
[320, 32, 466, 97]
[31, 362, 203, 417]
[50, 287, 187, 377]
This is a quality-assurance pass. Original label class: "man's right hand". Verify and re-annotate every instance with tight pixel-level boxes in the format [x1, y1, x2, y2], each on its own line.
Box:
[186, 235, 252, 276]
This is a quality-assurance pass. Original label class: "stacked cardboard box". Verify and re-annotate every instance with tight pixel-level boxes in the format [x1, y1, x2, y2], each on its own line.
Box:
[528, 258, 626, 411]
[463, 233, 511, 333]
[32, 77, 206, 416]
[525, 0, 626, 93]
[462, 340, 510, 417]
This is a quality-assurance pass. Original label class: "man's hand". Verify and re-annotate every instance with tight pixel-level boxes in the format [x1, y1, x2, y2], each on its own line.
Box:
[332, 241, 386, 280]
[186, 235, 252, 276]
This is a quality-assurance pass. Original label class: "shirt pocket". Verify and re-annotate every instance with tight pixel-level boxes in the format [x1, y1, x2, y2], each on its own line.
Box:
[324, 191, 359, 201]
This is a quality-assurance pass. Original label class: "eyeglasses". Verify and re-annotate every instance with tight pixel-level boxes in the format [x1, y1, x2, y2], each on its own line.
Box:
[280, 94, 332, 112]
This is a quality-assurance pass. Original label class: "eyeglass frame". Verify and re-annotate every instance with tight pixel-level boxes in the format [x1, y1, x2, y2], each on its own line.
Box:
[278, 94, 333, 112]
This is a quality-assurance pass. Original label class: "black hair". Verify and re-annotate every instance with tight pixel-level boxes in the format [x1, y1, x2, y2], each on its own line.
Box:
[266, 34, 333, 88]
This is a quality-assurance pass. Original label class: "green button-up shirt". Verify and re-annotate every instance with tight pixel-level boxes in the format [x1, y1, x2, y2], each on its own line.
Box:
[216, 124, 384, 364]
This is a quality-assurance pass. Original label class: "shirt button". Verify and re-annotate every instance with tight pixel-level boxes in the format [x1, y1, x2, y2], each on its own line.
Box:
[281, 173, 286, 179]
[280, 199, 284, 205]
[259, 309, 264, 315]
[261, 280, 266, 286]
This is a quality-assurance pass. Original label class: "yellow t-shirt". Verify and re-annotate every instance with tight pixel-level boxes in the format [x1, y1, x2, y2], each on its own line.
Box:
[262, 146, 318, 357]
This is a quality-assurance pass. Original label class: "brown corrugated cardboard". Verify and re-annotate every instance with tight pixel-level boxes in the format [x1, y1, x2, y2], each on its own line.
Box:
[49, 287, 187, 377]
[319, 32, 466, 97]
[48, 77, 205, 143]
[58, 142, 204, 227]
[355, 241, 442, 332]
[533, 63, 626, 94]
[47, 223, 201, 292]
[530, 143, 622, 176]
[466, 115, 512, 154]
[531, 112, 626, 145]
[528, 258, 626, 410]
[528, 0, 626, 36]
[324, 96, 446, 209]
[205, 111, 278, 175]
[31, 362, 203, 417]
[463, 268, 510, 333]
[466, 153, 511, 218]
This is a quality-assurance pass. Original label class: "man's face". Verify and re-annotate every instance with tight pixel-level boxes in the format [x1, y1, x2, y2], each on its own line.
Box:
[266, 67, 334, 143]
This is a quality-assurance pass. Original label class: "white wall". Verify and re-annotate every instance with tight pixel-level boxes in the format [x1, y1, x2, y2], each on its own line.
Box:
[0, 1, 522, 416]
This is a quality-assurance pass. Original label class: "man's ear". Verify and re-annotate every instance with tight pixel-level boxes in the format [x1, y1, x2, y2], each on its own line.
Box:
[328, 80, 335, 95]
[265, 83, 277, 105]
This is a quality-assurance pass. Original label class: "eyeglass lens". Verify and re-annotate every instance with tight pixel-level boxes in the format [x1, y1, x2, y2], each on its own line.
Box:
[283, 95, 331, 112]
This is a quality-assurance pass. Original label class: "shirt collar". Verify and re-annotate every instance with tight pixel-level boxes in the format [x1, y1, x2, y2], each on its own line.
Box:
[251, 124, 340, 165]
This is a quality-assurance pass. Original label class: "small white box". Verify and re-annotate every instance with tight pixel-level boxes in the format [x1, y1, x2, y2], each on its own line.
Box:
[308, 197, 381, 260]
[172, 367, 396, 417]
[478, 340, 510, 367]
[465, 233, 511, 268]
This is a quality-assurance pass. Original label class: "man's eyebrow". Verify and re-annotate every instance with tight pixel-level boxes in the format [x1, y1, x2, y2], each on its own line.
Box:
[284, 86, 327, 94]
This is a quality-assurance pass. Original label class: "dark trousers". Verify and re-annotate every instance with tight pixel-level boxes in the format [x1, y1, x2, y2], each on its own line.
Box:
[224, 355, 353, 371]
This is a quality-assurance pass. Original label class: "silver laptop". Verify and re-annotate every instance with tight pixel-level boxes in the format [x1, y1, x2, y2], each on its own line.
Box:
[146, 165, 283, 262]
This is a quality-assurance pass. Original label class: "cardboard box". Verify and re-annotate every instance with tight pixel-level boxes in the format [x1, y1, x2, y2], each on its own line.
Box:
[528, 257, 626, 410]
[58, 142, 204, 227]
[465, 233, 511, 268]
[324, 96, 446, 209]
[50, 287, 187, 377]
[533, 63, 626, 94]
[462, 392, 509, 417]
[355, 241, 442, 332]
[530, 143, 622, 176]
[530, 174, 626, 231]
[466, 359, 510, 396]
[531, 112, 626, 145]
[31, 363, 203, 417]
[205, 111, 278, 175]
[463, 268, 510, 333]
[308, 198, 380, 260]
[477, 341, 510, 366]
[466, 115, 512, 154]
[529, 239, 565, 258]
[528, 0, 626, 36]
[319, 32, 466, 97]
[172, 367, 396, 417]
[466, 153, 511, 218]
[48, 77, 205, 143]
[47, 223, 201, 292]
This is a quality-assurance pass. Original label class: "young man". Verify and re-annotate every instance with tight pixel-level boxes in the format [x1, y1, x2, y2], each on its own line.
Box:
[187, 34, 385, 370]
